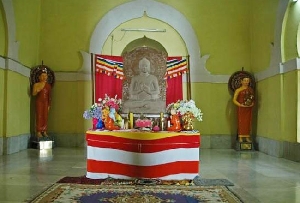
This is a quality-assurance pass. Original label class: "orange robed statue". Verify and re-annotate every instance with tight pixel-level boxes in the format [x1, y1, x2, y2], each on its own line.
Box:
[232, 75, 255, 143]
[31, 65, 55, 139]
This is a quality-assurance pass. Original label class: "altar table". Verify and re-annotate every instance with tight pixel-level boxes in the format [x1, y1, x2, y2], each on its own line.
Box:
[86, 130, 201, 180]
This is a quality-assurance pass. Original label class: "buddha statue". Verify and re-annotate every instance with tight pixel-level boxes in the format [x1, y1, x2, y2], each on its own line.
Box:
[122, 57, 165, 113]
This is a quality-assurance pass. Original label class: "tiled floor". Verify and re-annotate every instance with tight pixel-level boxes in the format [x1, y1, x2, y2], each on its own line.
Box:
[0, 148, 300, 203]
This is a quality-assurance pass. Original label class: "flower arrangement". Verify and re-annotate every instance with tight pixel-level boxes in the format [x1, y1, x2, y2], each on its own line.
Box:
[97, 94, 122, 111]
[83, 94, 122, 120]
[83, 103, 102, 119]
[166, 99, 203, 121]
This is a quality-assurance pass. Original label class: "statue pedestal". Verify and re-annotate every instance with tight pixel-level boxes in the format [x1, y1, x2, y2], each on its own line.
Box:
[236, 142, 253, 151]
[31, 136, 54, 150]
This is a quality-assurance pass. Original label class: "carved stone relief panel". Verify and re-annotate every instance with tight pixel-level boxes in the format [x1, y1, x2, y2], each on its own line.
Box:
[121, 47, 167, 113]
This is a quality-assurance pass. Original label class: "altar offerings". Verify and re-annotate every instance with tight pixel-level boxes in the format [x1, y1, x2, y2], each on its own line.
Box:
[86, 130, 200, 180]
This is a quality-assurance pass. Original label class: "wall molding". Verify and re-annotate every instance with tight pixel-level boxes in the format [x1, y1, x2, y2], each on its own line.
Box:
[1, 55, 298, 83]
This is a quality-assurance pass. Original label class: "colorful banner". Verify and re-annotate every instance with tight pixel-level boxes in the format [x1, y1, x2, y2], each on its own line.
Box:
[94, 54, 188, 80]
[165, 56, 188, 78]
[94, 55, 124, 79]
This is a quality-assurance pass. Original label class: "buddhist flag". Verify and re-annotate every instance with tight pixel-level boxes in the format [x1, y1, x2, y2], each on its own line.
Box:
[94, 54, 124, 79]
[166, 56, 188, 79]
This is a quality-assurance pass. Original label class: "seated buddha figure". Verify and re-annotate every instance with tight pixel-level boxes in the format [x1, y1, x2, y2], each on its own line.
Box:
[122, 57, 165, 113]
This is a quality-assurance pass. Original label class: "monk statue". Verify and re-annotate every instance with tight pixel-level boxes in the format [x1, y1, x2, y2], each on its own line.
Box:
[233, 76, 255, 143]
[167, 109, 182, 132]
[122, 57, 165, 113]
[32, 70, 52, 138]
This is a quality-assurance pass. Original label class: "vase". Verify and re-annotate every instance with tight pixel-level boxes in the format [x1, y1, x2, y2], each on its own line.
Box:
[93, 118, 104, 129]
[182, 112, 194, 131]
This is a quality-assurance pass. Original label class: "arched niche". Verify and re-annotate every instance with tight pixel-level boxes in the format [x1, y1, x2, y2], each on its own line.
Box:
[122, 36, 167, 56]
[82, 0, 212, 83]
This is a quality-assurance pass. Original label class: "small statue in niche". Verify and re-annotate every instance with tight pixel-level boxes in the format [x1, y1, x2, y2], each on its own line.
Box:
[30, 65, 55, 139]
[230, 72, 255, 143]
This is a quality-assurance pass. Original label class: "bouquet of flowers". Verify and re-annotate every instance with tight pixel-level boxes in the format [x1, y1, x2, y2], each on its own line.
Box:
[83, 103, 102, 119]
[97, 94, 122, 112]
[166, 99, 203, 121]
[83, 94, 122, 120]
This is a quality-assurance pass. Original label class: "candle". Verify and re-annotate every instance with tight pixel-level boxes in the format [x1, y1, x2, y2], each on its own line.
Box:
[129, 112, 133, 129]
[160, 112, 165, 131]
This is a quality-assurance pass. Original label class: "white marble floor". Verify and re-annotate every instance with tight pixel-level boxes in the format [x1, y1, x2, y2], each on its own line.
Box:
[0, 148, 300, 203]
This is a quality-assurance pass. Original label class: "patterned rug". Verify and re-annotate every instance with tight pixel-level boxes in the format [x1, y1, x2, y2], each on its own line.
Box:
[27, 183, 243, 203]
[56, 175, 234, 186]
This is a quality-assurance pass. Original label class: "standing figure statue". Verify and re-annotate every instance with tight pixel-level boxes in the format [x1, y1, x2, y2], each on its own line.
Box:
[232, 75, 255, 143]
[122, 57, 165, 113]
[31, 65, 55, 138]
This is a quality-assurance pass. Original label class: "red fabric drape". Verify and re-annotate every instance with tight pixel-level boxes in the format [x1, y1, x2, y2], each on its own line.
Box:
[94, 55, 123, 101]
[94, 73, 122, 101]
[165, 56, 185, 104]
[166, 75, 183, 105]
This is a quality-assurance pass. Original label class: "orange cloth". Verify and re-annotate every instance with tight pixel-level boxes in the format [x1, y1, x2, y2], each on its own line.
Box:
[35, 83, 51, 132]
[236, 87, 254, 136]
[104, 117, 120, 131]
[167, 114, 182, 132]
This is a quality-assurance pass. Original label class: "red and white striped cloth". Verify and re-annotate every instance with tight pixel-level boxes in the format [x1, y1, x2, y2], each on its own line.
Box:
[86, 130, 200, 180]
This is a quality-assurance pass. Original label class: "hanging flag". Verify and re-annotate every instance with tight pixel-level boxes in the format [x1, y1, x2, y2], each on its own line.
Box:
[165, 56, 188, 79]
[94, 54, 124, 79]
[94, 55, 187, 80]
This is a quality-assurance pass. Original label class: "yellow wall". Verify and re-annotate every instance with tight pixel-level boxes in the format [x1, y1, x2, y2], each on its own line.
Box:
[35, 0, 296, 141]
[2, 0, 299, 145]
[256, 71, 298, 142]
[192, 83, 237, 136]
[0, 2, 6, 56]
[159, 0, 252, 75]
[102, 17, 187, 56]
[13, 0, 41, 67]
[47, 80, 93, 133]
[38, 0, 254, 74]
[1, 0, 40, 139]
[39, 0, 130, 71]
[282, 70, 297, 142]
[0, 69, 4, 138]
[256, 75, 283, 140]
[5, 71, 30, 137]
[282, 1, 300, 61]
[250, 0, 279, 72]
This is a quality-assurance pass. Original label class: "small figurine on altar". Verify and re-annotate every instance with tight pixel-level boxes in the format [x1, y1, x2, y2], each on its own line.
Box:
[115, 112, 124, 128]
[167, 109, 182, 132]
[102, 107, 120, 131]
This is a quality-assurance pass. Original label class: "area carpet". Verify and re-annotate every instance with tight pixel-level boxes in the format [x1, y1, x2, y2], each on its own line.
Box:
[26, 176, 242, 202]
[27, 183, 242, 203]
[56, 175, 235, 186]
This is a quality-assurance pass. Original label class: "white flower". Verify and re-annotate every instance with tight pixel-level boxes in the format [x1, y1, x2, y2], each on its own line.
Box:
[167, 99, 203, 121]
